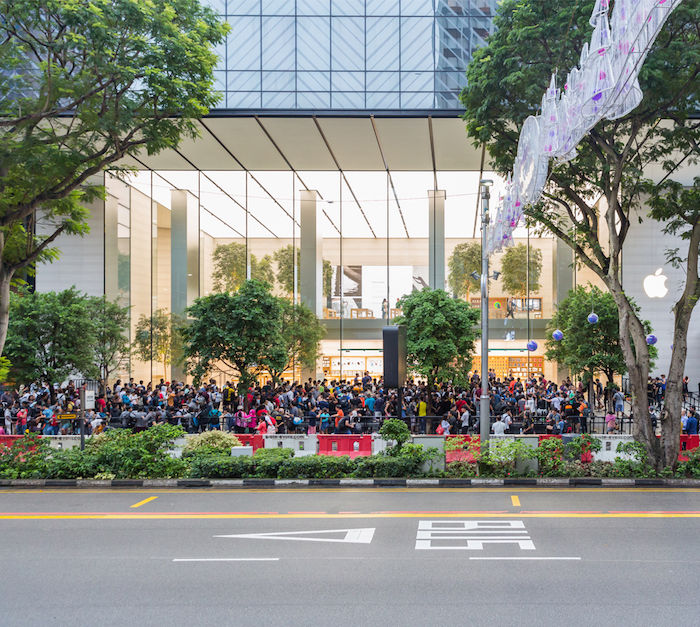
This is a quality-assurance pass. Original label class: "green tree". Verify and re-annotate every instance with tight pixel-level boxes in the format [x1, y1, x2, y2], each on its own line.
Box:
[500, 244, 542, 297]
[394, 288, 480, 401]
[323, 259, 333, 305]
[132, 309, 180, 379]
[5, 288, 98, 397]
[212, 242, 274, 292]
[273, 245, 299, 295]
[461, 0, 700, 468]
[0, 0, 228, 357]
[267, 299, 326, 386]
[448, 242, 482, 299]
[545, 286, 656, 398]
[181, 280, 282, 399]
[88, 296, 130, 392]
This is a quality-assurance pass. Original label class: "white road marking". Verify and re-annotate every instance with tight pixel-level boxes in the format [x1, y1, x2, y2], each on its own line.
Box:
[215, 527, 375, 544]
[469, 557, 581, 561]
[416, 520, 535, 550]
[173, 558, 280, 562]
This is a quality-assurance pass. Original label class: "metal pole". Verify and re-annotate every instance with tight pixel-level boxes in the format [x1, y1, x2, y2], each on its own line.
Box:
[79, 387, 86, 451]
[479, 181, 492, 451]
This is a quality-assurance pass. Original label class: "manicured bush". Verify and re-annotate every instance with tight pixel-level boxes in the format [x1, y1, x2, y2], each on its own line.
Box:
[189, 454, 254, 479]
[0, 433, 50, 478]
[182, 431, 242, 458]
[277, 455, 356, 479]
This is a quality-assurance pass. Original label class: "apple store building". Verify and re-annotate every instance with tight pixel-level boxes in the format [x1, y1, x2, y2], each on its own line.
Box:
[35, 0, 699, 385]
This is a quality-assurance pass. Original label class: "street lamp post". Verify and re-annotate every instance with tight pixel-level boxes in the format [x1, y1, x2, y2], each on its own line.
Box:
[479, 180, 493, 450]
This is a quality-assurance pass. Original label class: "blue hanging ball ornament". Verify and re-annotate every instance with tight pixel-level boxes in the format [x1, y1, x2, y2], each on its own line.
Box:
[527, 340, 538, 352]
[587, 312, 599, 324]
[552, 329, 564, 341]
[646, 334, 657, 346]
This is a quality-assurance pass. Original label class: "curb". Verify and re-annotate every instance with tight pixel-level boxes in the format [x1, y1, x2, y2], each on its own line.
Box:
[2, 478, 700, 489]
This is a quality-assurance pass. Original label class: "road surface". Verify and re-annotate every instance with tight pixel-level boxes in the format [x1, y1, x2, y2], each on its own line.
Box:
[0, 487, 698, 626]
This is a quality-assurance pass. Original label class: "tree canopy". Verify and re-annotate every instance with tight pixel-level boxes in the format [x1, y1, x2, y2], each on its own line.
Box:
[0, 0, 228, 356]
[211, 242, 274, 292]
[447, 242, 482, 299]
[500, 244, 542, 297]
[394, 288, 480, 388]
[545, 286, 655, 387]
[5, 287, 99, 389]
[132, 309, 181, 380]
[461, 0, 700, 468]
[181, 280, 282, 394]
[88, 296, 129, 390]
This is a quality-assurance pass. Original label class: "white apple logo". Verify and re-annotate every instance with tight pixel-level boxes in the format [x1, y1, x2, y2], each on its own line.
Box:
[643, 268, 669, 298]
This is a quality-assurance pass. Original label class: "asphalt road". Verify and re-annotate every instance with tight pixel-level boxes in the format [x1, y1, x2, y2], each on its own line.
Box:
[1, 488, 698, 627]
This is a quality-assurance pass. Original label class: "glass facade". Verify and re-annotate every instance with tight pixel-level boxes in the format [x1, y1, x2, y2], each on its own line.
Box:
[105, 169, 564, 385]
[207, 0, 497, 110]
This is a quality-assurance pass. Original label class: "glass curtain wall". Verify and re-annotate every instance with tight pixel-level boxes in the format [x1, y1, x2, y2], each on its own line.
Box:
[106, 168, 559, 384]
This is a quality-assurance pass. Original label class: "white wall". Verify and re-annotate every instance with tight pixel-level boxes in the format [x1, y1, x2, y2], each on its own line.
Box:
[35, 197, 104, 297]
[622, 212, 700, 390]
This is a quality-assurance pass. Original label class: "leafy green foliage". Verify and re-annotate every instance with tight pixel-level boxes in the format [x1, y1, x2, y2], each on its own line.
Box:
[182, 431, 242, 458]
[0, 0, 228, 356]
[0, 433, 50, 478]
[379, 418, 411, 453]
[132, 308, 181, 377]
[500, 244, 542, 296]
[545, 286, 656, 384]
[461, 0, 700, 466]
[394, 288, 480, 385]
[181, 280, 283, 390]
[211, 242, 274, 293]
[267, 299, 325, 385]
[447, 242, 482, 298]
[273, 245, 299, 295]
[88, 296, 129, 385]
[5, 287, 99, 386]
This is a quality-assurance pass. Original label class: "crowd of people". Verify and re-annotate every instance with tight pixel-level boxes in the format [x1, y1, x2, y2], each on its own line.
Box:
[2, 370, 688, 438]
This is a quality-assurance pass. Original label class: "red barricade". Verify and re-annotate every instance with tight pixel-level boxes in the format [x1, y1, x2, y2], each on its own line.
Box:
[679, 434, 700, 461]
[317, 434, 372, 458]
[445, 435, 479, 463]
[234, 434, 264, 452]
[0, 435, 25, 448]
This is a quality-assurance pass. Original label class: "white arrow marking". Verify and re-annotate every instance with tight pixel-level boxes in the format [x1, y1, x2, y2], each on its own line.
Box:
[215, 528, 375, 544]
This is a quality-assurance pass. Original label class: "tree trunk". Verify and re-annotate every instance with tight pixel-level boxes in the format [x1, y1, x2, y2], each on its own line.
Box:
[0, 265, 13, 358]
[607, 280, 657, 465]
[659, 221, 700, 469]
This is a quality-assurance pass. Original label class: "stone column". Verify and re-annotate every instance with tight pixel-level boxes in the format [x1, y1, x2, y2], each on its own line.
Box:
[428, 190, 446, 290]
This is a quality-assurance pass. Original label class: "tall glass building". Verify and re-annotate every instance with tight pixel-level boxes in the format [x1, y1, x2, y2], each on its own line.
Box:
[36, 0, 697, 384]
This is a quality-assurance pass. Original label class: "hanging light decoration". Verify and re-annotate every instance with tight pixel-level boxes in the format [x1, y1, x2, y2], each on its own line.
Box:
[485, 0, 685, 257]
[527, 340, 538, 351]
[552, 329, 564, 341]
[646, 334, 657, 345]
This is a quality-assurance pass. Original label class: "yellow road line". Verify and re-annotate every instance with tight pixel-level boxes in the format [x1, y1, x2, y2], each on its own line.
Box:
[1, 512, 700, 520]
[130, 496, 158, 509]
[511, 495, 521, 507]
[1, 488, 699, 495]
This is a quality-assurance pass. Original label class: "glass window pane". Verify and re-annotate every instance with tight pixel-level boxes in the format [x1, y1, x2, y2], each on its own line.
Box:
[366, 91, 400, 108]
[366, 0, 399, 16]
[298, 0, 330, 15]
[227, 70, 261, 91]
[331, 17, 364, 71]
[262, 16, 295, 70]
[261, 0, 293, 15]
[366, 71, 398, 92]
[401, 0, 434, 16]
[401, 91, 433, 108]
[331, 91, 365, 108]
[298, 71, 330, 91]
[297, 91, 331, 108]
[401, 71, 433, 91]
[262, 70, 295, 91]
[401, 17, 433, 71]
[331, 70, 363, 92]
[262, 91, 295, 107]
[227, 16, 261, 70]
[331, 0, 363, 15]
[226, 0, 258, 14]
[366, 18, 399, 70]
[297, 17, 331, 71]
[226, 91, 261, 108]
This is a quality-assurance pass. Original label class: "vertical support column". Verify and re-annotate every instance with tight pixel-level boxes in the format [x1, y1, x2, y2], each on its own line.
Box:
[300, 190, 322, 318]
[428, 190, 446, 290]
[300, 190, 321, 382]
[171, 189, 199, 381]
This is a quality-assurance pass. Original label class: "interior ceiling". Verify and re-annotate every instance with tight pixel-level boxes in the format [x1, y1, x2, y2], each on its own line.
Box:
[119, 115, 488, 172]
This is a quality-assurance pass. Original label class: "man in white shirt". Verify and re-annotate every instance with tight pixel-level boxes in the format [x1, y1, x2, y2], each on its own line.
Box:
[492, 416, 507, 435]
